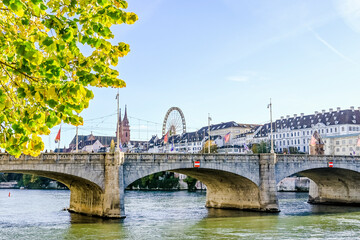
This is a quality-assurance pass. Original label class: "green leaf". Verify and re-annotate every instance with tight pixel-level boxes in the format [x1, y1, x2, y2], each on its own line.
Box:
[42, 37, 54, 46]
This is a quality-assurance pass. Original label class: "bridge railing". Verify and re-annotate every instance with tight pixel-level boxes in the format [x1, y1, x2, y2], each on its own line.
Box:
[124, 153, 260, 163]
[0, 153, 106, 165]
[276, 154, 360, 162]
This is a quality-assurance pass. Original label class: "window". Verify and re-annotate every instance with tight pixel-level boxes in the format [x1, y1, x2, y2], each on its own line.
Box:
[330, 128, 333, 133]
[349, 127, 352, 131]
[342, 140, 346, 144]
[336, 141, 340, 145]
[326, 129, 328, 133]
[336, 148, 340, 152]
[342, 127, 345, 131]
[342, 148, 346, 152]
[349, 140, 353, 144]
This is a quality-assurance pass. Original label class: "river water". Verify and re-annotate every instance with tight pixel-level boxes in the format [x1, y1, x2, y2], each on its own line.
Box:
[1, 190, 360, 239]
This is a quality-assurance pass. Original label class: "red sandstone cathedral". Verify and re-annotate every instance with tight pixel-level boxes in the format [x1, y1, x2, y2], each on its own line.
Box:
[117, 105, 130, 145]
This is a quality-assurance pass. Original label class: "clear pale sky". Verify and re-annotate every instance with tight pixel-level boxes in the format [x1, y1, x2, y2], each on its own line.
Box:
[44, 0, 360, 150]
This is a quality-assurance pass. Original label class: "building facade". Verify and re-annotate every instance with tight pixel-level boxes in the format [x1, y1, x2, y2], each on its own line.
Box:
[323, 133, 360, 155]
[234, 107, 360, 154]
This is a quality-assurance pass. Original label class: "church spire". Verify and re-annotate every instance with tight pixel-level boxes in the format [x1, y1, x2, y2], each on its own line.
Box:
[123, 105, 129, 124]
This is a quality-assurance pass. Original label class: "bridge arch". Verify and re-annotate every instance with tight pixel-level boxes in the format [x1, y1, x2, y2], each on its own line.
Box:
[122, 153, 278, 212]
[125, 168, 261, 210]
[276, 155, 360, 206]
[0, 152, 122, 218]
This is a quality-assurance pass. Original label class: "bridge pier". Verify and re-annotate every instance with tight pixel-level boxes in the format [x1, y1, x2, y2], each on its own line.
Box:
[259, 154, 280, 212]
[69, 152, 124, 218]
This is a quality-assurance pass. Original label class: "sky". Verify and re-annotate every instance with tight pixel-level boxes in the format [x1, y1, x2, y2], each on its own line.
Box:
[44, 0, 360, 150]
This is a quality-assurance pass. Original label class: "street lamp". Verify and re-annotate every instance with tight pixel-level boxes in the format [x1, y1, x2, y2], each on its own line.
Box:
[267, 98, 274, 153]
[208, 113, 212, 154]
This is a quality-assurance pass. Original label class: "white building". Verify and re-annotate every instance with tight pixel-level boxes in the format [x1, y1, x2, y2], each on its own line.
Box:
[147, 121, 256, 154]
[323, 133, 360, 155]
[235, 107, 360, 154]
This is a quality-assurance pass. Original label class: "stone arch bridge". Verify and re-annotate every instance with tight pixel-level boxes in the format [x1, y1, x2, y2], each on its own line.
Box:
[1, 153, 360, 218]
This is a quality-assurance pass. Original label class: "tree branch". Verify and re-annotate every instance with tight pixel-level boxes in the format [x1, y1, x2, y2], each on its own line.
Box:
[0, 60, 39, 82]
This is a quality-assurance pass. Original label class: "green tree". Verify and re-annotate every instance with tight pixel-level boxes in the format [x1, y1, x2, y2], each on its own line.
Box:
[199, 143, 218, 153]
[0, 0, 137, 157]
[129, 172, 179, 190]
[183, 176, 198, 192]
[251, 141, 274, 153]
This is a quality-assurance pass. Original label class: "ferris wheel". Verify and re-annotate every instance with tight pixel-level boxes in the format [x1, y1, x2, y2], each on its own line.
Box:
[162, 107, 186, 136]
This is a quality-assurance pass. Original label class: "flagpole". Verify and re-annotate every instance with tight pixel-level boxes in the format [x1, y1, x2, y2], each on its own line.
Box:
[58, 125, 61, 152]
[76, 113, 79, 153]
[76, 125, 78, 153]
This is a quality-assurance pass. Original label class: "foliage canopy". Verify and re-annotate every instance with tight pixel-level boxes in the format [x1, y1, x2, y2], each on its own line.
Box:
[0, 0, 137, 157]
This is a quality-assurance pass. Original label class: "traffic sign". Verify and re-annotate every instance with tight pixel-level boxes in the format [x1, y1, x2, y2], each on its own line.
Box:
[328, 162, 333, 168]
[194, 161, 200, 168]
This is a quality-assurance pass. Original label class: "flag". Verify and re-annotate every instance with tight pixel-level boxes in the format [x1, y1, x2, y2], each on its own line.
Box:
[119, 141, 123, 151]
[224, 132, 231, 143]
[310, 135, 316, 146]
[55, 128, 61, 143]
[164, 132, 169, 144]
[244, 143, 249, 151]
[357, 136, 360, 147]
[171, 143, 174, 152]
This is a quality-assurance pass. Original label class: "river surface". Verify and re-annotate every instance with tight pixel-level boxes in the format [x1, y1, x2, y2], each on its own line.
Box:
[1, 190, 360, 239]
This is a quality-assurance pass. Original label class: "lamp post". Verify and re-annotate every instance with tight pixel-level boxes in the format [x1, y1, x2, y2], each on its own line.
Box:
[116, 89, 120, 151]
[268, 98, 274, 153]
[208, 113, 211, 154]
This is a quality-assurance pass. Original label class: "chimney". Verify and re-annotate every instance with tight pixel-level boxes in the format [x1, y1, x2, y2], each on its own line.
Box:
[322, 109, 326, 114]
[337, 107, 341, 112]
[293, 114, 297, 118]
[280, 116, 284, 120]
[350, 106, 354, 111]
[315, 111, 318, 115]
[300, 113, 304, 117]
[286, 115, 290, 119]
[329, 108, 333, 113]
[358, 107, 360, 111]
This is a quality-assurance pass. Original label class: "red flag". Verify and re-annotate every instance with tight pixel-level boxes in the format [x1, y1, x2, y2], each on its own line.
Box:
[55, 128, 61, 143]
[224, 132, 231, 143]
[164, 132, 169, 144]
